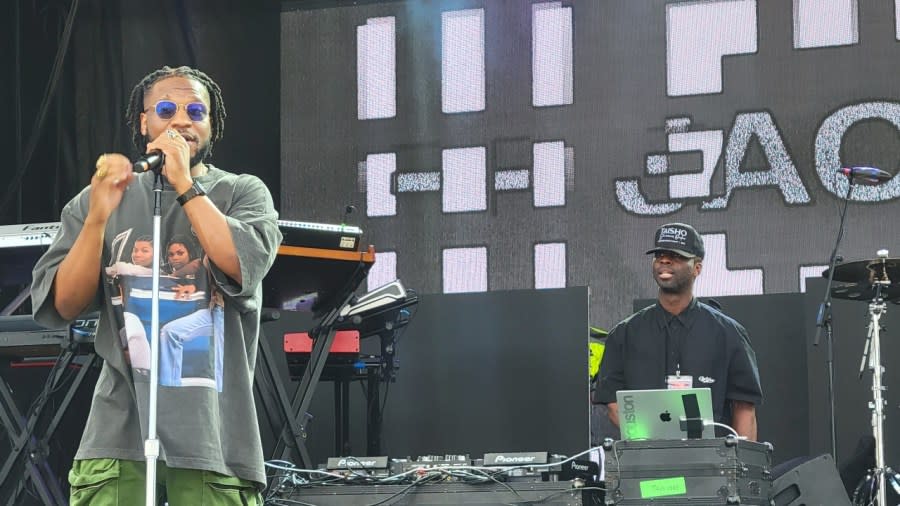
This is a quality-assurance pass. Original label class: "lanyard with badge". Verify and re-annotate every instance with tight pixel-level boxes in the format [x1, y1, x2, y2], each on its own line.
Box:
[664, 318, 692, 389]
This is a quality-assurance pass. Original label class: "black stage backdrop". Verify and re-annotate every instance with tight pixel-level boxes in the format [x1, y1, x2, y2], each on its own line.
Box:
[0, 0, 281, 226]
[258, 287, 591, 466]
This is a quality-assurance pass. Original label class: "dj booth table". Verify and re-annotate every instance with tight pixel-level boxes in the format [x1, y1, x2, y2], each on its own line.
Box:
[276, 481, 602, 505]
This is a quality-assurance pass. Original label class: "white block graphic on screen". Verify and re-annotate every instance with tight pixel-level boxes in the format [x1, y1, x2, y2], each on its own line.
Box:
[666, 0, 757, 96]
[793, 0, 857, 49]
[443, 247, 487, 293]
[397, 172, 441, 192]
[365, 153, 397, 217]
[666, 117, 692, 134]
[357, 17, 396, 119]
[496, 143, 573, 201]
[896, 0, 900, 40]
[534, 242, 566, 289]
[368, 251, 397, 292]
[668, 130, 724, 199]
[442, 147, 486, 213]
[494, 169, 530, 191]
[693, 233, 763, 296]
[532, 2, 573, 107]
[442, 9, 485, 113]
[534, 141, 566, 207]
[799, 265, 828, 293]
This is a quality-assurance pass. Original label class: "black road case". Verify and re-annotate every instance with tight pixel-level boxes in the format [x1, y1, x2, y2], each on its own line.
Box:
[604, 436, 773, 504]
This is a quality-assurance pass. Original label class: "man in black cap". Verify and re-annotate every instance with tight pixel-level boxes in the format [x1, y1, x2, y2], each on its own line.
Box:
[593, 223, 762, 440]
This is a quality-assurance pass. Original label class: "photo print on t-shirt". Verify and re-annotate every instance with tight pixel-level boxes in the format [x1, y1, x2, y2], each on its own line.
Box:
[104, 227, 224, 391]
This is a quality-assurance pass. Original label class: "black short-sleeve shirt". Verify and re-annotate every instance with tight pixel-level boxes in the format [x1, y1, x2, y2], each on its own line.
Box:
[593, 299, 762, 425]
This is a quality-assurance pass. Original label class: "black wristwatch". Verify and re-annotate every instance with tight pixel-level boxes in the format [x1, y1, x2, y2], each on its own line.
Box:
[176, 181, 207, 206]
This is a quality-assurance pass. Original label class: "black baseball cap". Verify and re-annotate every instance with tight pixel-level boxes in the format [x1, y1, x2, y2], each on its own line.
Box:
[646, 223, 705, 259]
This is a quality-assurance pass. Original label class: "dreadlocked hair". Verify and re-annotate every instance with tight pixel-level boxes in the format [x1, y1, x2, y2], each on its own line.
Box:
[125, 65, 226, 158]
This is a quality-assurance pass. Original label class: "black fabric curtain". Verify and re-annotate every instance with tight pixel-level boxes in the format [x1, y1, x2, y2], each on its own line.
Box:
[2, 0, 281, 225]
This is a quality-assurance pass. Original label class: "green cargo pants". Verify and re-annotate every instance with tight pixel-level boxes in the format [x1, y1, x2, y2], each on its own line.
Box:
[68, 459, 262, 505]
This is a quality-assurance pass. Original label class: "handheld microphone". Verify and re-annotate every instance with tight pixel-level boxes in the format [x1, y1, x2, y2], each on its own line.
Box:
[134, 150, 165, 173]
[837, 166, 893, 184]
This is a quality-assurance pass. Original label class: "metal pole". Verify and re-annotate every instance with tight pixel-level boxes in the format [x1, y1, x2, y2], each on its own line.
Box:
[867, 295, 887, 506]
[144, 171, 164, 506]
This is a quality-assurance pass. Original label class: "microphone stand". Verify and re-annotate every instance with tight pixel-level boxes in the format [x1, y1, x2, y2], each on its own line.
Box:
[144, 163, 164, 506]
[813, 175, 854, 462]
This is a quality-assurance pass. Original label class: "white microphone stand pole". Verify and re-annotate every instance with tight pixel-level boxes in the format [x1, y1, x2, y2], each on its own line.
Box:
[144, 165, 164, 506]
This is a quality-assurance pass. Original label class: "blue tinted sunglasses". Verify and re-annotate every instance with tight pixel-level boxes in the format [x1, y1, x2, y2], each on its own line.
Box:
[146, 100, 208, 121]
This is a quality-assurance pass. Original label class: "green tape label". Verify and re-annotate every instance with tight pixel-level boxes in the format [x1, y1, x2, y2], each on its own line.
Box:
[639, 476, 687, 498]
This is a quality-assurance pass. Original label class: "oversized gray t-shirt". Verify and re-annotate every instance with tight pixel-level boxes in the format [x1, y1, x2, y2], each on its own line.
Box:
[31, 165, 281, 488]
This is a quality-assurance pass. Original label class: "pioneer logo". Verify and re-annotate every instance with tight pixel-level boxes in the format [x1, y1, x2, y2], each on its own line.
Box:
[484, 452, 549, 466]
[572, 462, 589, 472]
[495, 455, 536, 464]
[336, 458, 378, 468]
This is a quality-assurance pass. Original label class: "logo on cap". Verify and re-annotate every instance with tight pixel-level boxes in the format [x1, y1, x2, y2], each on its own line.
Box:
[647, 222, 705, 258]
[659, 226, 689, 245]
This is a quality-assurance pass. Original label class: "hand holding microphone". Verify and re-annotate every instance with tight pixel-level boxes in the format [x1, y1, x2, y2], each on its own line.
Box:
[836, 166, 894, 185]
[135, 128, 184, 174]
[144, 128, 194, 192]
[133, 149, 165, 173]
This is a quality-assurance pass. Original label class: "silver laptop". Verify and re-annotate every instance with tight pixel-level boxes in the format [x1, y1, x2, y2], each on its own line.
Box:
[615, 388, 714, 440]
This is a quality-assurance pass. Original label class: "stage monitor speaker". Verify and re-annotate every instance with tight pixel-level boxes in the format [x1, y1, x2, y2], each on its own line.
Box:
[771, 454, 850, 506]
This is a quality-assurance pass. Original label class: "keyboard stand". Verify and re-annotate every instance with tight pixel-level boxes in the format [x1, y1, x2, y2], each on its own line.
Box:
[263, 245, 375, 468]
[275, 278, 364, 467]
[0, 287, 31, 316]
[254, 311, 313, 467]
[0, 337, 97, 506]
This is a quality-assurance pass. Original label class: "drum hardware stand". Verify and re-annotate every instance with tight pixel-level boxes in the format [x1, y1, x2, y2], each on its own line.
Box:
[858, 252, 890, 506]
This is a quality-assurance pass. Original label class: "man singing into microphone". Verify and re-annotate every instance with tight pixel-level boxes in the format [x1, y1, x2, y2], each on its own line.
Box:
[31, 65, 281, 505]
[593, 223, 763, 440]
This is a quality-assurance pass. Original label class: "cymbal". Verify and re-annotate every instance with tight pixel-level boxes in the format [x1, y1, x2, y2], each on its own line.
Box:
[831, 282, 900, 302]
[824, 257, 900, 285]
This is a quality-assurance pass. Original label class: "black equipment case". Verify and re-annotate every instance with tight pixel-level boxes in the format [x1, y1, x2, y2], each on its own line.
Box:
[604, 436, 773, 505]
